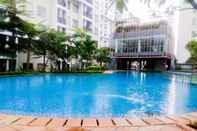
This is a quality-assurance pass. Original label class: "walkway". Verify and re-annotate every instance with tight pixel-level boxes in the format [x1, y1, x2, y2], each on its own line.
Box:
[0, 112, 196, 131]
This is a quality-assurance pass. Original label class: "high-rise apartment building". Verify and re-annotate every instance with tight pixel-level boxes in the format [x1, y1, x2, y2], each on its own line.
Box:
[173, 8, 197, 64]
[21, 0, 114, 47]
[16, 0, 114, 70]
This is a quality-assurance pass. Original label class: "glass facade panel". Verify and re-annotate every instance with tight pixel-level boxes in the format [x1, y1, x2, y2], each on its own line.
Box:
[117, 38, 164, 54]
[58, 0, 66, 7]
[83, 19, 92, 32]
[57, 8, 66, 25]
[85, 0, 93, 4]
[73, 1, 80, 13]
[83, 4, 92, 19]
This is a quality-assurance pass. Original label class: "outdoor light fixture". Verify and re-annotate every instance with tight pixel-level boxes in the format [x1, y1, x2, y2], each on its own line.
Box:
[35, 36, 40, 40]
[6, 36, 9, 42]
[4, 44, 9, 49]
[23, 35, 28, 39]
[15, 37, 18, 44]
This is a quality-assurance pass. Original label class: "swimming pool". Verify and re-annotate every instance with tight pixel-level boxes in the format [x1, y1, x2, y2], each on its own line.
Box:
[0, 71, 197, 117]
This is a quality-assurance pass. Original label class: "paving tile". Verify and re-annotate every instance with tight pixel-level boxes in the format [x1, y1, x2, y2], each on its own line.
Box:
[82, 118, 97, 127]
[181, 115, 197, 122]
[189, 112, 197, 118]
[176, 123, 197, 131]
[167, 116, 190, 124]
[0, 126, 19, 131]
[127, 118, 147, 126]
[0, 114, 8, 120]
[115, 127, 139, 131]
[138, 125, 183, 131]
[43, 127, 68, 131]
[156, 116, 176, 124]
[90, 128, 115, 131]
[65, 119, 82, 127]
[65, 127, 90, 131]
[7, 125, 26, 130]
[0, 116, 21, 125]
[97, 118, 114, 127]
[112, 118, 131, 126]
[12, 116, 36, 126]
[20, 126, 46, 131]
[29, 117, 51, 126]
[142, 117, 163, 125]
[47, 118, 67, 127]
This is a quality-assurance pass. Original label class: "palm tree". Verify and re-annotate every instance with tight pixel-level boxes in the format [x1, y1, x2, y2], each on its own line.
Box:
[185, 0, 197, 9]
[96, 48, 111, 66]
[111, 0, 168, 12]
[19, 22, 41, 71]
[112, 0, 197, 11]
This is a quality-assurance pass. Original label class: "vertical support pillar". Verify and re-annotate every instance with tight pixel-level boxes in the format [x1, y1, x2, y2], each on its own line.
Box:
[60, 61, 63, 71]
[6, 59, 9, 72]
[115, 40, 118, 53]
[138, 39, 141, 53]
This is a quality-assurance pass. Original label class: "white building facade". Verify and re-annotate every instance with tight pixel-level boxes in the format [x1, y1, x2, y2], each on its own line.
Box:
[173, 8, 197, 64]
[24, 0, 114, 47]
[16, 0, 114, 70]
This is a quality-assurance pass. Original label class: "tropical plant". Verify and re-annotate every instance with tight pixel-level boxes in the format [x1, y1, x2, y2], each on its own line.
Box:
[186, 40, 197, 66]
[19, 22, 41, 70]
[72, 29, 97, 69]
[79, 35, 97, 69]
[34, 29, 67, 71]
[111, 0, 197, 12]
[96, 47, 111, 66]
[185, 0, 197, 9]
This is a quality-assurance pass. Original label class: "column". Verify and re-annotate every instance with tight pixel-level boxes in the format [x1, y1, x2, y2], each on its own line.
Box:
[6, 59, 9, 72]
[138, 39, 141, 53]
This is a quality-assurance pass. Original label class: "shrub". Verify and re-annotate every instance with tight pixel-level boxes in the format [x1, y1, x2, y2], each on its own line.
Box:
[86, 66, 107, 71]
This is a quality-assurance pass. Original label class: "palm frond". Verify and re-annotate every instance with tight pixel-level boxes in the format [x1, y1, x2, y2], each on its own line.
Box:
[185, 0, 197, 9]
[115, 0, 128, 12]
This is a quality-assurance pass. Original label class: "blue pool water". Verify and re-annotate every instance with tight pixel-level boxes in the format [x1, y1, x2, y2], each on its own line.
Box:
[0, 71, 197, 117]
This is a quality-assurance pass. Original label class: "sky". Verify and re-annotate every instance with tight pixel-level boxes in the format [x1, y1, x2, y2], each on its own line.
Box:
[126, 0, 181, 18]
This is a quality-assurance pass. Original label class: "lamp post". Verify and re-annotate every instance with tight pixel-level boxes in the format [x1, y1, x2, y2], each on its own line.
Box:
[15, 37, 19, 70]
[5, 36, 10, 71]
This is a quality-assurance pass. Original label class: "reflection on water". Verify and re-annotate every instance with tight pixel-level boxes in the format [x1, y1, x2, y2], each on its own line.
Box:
[0, 72, 196, 117]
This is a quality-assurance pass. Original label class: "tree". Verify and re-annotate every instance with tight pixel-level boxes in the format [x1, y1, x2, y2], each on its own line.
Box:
[111, 0, 197, 13]
[19, 21, 41, 70]
[34, 29, 67, 72]
[0, 0, 38, 70]
[72, 29, 97, 69]
[80, 35, 97, 68]
[186, 40, 197, 66]
[96, 47, 111, 66]
[110, 0, 167, 12]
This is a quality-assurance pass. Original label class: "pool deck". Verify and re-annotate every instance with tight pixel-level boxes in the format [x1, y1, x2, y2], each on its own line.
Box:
[0, 112, 196, 131]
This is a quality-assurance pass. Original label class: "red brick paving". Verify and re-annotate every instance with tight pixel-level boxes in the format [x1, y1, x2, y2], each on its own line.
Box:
[0, 113, 195, 130]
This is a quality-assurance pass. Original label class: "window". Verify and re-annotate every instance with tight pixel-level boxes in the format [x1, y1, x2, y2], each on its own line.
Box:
[83, 19, 92, 32]
[72, 19, 79, 28]
[68, 0, 71, 9]
[83, 4, 92, 19]
[25, 1, 34, 18]
[58, 26, 66, 33]
[192, 31, 197, 38]
[73, 0, 80, 13]
[58, 0, 66, 7]
[37, 6, 46, 18]
[94, 27, 98, 35]
[192, 18, 197, 25]
[57, 8, 66, 25]
[85, 0, 93, 4]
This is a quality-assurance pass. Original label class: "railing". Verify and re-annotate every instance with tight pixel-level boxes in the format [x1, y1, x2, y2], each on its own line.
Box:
[113, 52, 172, 58]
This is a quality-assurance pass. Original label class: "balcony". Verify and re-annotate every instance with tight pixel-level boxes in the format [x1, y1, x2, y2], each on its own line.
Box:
[113, 52, 172, 59]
